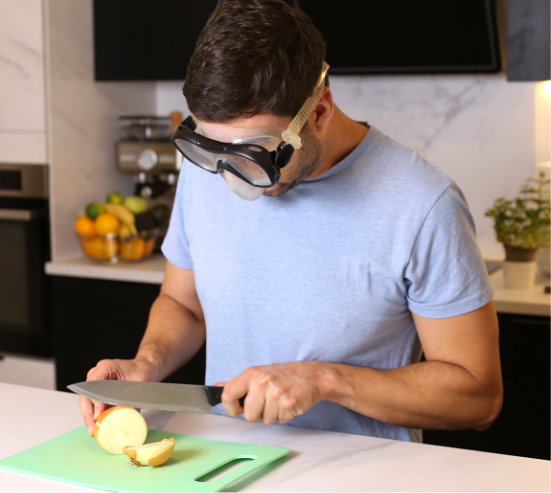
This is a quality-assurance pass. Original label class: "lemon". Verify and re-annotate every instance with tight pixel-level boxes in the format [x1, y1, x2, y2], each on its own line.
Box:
[106, 191, 124, 204]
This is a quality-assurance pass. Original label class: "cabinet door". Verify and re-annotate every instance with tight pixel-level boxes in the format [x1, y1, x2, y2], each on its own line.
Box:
[93, 0, 218, 81]
[423, 313, 550, 460]
[53, 276, 206, 392]
[0, 0, 47, 163]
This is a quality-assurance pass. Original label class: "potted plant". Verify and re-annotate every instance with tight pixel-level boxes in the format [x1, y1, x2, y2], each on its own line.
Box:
[485, 172, 550, 288]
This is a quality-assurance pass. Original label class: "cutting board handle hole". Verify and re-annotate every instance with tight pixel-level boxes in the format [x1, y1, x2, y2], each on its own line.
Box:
[194, 456, 255, 483]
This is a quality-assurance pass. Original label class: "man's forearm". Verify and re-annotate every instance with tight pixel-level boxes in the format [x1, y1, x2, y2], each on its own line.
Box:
[136, 291, 206, 382]
[321, 360, 502, 431]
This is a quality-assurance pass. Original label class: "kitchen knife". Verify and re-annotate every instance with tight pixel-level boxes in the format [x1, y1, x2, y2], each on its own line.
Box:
[67, 381, 244, 414]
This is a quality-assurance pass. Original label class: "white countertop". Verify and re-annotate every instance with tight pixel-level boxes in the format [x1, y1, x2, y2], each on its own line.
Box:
[45, 254, 166, 284]
[489, 268, 550, 317]
[0, 383, 548, 492]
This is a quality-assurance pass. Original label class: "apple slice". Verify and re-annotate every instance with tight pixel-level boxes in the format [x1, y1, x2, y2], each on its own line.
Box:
[94, 406, 148, 455]
[124, 438, 175, 466]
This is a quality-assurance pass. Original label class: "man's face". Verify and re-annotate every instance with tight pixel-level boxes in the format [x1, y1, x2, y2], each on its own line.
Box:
[199, 113, 324, 197]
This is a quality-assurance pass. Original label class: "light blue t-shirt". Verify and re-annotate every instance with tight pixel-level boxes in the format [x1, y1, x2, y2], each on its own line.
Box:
[162, 125, 493, 443]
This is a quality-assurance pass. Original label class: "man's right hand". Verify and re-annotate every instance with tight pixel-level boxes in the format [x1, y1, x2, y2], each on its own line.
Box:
[79, 357, 159, 437]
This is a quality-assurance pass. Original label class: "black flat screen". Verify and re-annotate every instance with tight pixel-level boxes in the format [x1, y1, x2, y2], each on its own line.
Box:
[93, 0, 500, 81]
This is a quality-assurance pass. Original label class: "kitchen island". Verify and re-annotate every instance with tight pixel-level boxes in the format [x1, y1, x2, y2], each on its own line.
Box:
[0, 383, 548, 492]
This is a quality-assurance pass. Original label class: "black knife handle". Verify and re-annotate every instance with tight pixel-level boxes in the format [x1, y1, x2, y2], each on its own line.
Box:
[204, 386, 246, 407]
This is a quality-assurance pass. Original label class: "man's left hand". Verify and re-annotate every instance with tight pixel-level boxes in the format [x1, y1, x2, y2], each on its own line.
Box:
[220, 361, 333, 425]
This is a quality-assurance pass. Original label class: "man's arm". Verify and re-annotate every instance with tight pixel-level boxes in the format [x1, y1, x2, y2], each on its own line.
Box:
[137, 261, 206, 381]
[222, 300, 503, 431]
[80, 261, 205, 435]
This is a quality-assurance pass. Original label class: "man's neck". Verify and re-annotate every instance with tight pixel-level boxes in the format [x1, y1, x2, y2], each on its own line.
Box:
[306, 107, 369, 180]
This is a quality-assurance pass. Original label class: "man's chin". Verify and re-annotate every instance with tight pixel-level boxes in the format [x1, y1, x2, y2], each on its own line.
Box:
[263, 182, 293, 197]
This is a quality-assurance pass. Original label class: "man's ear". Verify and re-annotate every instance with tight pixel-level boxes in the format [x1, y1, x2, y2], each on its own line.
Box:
[312, 88, 335, 134]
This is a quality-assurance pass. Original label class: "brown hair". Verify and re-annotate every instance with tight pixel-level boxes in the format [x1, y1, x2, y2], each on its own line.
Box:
[184, 0, 326, 123]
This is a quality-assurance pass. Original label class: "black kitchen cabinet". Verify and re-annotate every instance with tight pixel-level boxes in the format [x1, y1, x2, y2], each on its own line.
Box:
[93, 0, 218, 81]
[507, 0, 551, 81]
[423, 312, 550, 461]
[93, 0, 500, 81]
[52, 276, 205, 392]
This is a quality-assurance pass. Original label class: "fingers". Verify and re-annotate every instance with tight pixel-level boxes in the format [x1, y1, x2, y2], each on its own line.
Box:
[243, 389, 266, 423]
[221, 365, 312, 426]
[80, 395, 96, 436]
[79, 361, 116, 435]
[261, 383, 280, 425]
[277, 395, 299, 425]
[93, 401, 108, 420]
[221, 374, 249, 418]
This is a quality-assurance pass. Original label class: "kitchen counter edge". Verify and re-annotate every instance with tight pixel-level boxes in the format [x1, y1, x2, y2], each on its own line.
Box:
[45, 254, 166, 284]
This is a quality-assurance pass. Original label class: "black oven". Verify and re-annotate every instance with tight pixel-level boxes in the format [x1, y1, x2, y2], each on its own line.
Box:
[0, 164, 52, 357]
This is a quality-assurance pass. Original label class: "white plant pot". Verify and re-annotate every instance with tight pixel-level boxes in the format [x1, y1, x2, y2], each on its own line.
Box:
[503, 260, 537, 289]
[536, 246, 550, 276]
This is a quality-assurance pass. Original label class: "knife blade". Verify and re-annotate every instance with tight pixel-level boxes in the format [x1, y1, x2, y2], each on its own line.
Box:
[67, 381, 232, 414]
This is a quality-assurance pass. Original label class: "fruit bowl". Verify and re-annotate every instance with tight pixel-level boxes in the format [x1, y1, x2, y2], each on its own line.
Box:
[78, 228, 160, 263]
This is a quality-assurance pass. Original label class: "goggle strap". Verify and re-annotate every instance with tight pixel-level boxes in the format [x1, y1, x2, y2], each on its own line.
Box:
[282, 61, 330, 150]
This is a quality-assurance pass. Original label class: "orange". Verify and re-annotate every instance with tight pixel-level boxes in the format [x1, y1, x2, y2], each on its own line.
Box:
[121, 237, 145, 260]
[81, 237, 104, 260]
[81, 237, 119, 260]
[143, 239, 155, 256]
[74, 216, 96, 236]
[95, 213, 121, 235]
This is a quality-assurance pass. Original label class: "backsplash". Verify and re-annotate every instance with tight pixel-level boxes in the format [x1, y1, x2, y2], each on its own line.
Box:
[157, 74, 545, 259]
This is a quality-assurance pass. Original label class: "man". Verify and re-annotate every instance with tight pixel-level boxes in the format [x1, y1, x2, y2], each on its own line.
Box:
[81, 0, 502, 443]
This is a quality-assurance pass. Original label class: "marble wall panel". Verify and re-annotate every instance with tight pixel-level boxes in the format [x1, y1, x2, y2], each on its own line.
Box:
[46, 0, 156, 260]
[0, 0, 47, 163]
[534, 81, 551, 166]
[157, 74, 537, 259]
[0, 0, 45, 131]
[0, 132, 47, 163]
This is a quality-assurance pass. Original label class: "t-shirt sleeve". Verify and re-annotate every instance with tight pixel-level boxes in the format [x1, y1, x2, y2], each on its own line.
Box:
[404, 182, 493, 318]
[161, 164, 194, 270]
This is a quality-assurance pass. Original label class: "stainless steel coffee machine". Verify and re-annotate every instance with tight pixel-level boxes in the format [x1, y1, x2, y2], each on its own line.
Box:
[116, 113, 183, 199]
[116, 113, 183, 250]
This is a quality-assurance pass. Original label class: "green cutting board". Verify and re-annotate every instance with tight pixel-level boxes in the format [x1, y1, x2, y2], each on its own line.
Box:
[0, 426, 290, 492]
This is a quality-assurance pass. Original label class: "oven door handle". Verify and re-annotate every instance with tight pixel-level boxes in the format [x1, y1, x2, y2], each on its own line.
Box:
[0, 208, 46, 221]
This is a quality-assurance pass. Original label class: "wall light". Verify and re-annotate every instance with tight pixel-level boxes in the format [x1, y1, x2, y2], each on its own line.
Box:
[544, 81, 551, 97]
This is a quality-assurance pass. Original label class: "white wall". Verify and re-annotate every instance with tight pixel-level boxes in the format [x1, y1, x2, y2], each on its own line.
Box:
[157, 74, 545, 260]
